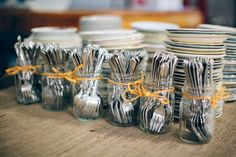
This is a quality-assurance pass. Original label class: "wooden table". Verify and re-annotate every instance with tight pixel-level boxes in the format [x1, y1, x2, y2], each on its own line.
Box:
[0, 87, 235, 157]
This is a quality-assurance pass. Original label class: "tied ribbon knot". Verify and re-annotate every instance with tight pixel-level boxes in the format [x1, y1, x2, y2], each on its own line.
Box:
[42, 64, 103, 83]
[108, 75, 144, 102]
[211, 86, 230, 108]
[108, 73, 174, 105]
[5, 65, 41, 76]
[182, 86, 229, 108]
[140, 86, 175, 105]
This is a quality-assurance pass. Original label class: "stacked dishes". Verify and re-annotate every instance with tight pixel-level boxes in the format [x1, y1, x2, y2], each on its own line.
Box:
[131, 21, 179, 70]
[79, 15, 122, 31]
[165, 29, 228, 119]
[223, 33, 236, 101]
[198, 24, 236, 102]
[25, 27, 82, 49]
[80, 29, 146, 50]
[79, 29, 148, 107]
[79, 29, 148, 71]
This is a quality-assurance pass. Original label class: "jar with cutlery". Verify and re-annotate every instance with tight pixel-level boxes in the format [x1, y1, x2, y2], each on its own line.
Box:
[179, 58, 216, 144]
[40, 43, 72, 111]
[107, 50, 144, 126]
[73, 72, 104, 120]
[14, 36, 41, 104]
[41, 70, 72, 111]
[139, 51, 177, 133]
[139, 77, 175, 133]
[107, 72, 142, 126]
[72, 45, 107, 120]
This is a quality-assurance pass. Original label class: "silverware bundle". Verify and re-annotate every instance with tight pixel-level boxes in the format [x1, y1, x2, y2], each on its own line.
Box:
[139, 51, 177, 133]
[41, 43, 71, 111]
[180, 57, 215, 143]
[14, 36, 42, 104]
[108, 50, 144, 126]
[73, 45, 108, 120]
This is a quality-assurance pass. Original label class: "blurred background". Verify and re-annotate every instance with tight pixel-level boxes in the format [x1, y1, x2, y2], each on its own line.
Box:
[0, 0, 235, 88]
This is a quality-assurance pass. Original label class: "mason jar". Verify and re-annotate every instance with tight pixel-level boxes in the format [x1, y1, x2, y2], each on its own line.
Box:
[107, 73, 141, 126]
[15, 70, 41, 104]
[139, 76, 175, 134]
[73, 73, 104, 120]
[41, 66, 72, 111]
[14, 58, 41, 104]
[179, 84, 216, 144]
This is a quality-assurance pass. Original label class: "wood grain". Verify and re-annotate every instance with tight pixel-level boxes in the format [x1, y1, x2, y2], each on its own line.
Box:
[0, 87, 235, 157]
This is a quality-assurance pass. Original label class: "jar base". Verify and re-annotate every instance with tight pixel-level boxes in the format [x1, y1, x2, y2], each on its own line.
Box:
[179, 134, 211, 144]
[139, 125, 171, 134]
[106, 119, 137, 127]
[75, 116, 100, 121]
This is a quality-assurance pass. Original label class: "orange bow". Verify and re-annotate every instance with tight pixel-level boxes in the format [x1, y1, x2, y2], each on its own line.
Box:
[108, 73, 174, 104]
[42, 64, 103, 83]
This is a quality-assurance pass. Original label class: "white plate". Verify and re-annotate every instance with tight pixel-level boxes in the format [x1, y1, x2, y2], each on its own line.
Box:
[198, 24, 236, 32]
[80, 29, 136, 40]
[167, 28, 227, 34]
[167, 35, 228, 45]
[131, 21, 179, 32]
[102, 43, 147, 50]
[145, 44, 164, 52]
[93, 39, 144, 47]
[31, 27, 78, 40]
[86, 32, 144, 42]
[165, 40, 225, 49]
[166, 46, 225, 53]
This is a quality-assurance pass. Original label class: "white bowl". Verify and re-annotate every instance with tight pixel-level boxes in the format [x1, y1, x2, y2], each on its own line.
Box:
[131, 21, 179, 32]
[31, 27, 78, 40]
[27, 0, 72, 11]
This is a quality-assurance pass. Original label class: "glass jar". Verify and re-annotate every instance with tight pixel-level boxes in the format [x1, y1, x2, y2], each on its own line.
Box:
[41, 66, 72, 111]
[15, 70, 41, 104]
[107, 73, 141, 126]
[139, 76, 175, 134]
[179, 85, 216, 144]
[73, 73, 104, 120]
[14, 58, 41, 104]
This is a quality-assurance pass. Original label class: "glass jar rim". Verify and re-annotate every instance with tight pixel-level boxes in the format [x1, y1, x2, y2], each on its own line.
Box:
[109, 72, 142, 80]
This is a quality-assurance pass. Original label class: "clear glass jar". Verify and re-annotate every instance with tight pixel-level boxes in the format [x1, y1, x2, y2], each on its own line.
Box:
[107, 73, 141, 126]
[41, 66, 72, 111]
[15, 70, 41, 104]
[14, 58, 41, 104]
[179, 85, 216, 144]
[73, 73, 104, 120]
[139, 76, 175, 134]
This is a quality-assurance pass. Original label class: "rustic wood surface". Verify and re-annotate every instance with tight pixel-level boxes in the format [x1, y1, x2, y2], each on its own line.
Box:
[0, 87, 235, 157]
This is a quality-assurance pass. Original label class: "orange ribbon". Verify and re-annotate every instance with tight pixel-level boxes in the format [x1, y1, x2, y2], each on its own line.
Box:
[182, 86, 229, 108]
[5, 65, 41, 76]
[42, 64, 103, 83]
[108, 73, 174, 104]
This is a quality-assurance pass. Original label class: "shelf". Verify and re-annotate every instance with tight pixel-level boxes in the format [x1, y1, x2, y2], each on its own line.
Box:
[0, 7, 203, 31]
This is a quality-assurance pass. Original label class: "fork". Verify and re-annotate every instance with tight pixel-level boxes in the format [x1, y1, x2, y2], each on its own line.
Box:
[149, 102, 165, 133]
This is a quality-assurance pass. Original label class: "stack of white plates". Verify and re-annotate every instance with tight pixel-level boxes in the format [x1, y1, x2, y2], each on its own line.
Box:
[131, 21, 179, 70]
[79, 15, 122, 31]
[223, 34, 236, 101]
[165, 28, 228, 119]
[80, 29, 146, 50]
[198, 24, 236, 102]
[25, 27, 82, 49]
[80, 29, 148, 107]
